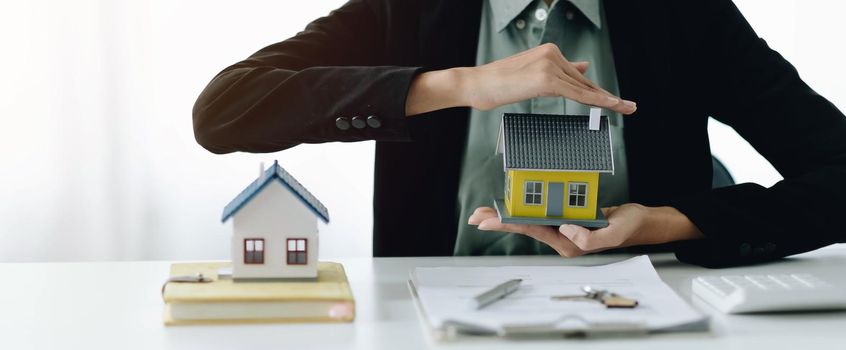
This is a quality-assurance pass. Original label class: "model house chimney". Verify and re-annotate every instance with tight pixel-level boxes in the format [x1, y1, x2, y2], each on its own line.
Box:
[589, 107, 601, 130]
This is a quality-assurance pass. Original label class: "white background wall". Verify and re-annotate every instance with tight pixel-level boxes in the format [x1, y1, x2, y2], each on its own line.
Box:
[0, 0, 843, 262]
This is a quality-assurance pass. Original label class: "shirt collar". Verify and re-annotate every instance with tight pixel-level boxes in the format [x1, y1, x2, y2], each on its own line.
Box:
[489, 0, 602, 32]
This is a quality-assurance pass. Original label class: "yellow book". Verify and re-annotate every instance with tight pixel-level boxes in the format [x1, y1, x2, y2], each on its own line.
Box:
[162, 261, 354, 325]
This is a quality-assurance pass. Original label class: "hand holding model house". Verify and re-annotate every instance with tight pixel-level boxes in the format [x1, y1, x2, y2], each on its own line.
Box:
[470, 108, 702, 257]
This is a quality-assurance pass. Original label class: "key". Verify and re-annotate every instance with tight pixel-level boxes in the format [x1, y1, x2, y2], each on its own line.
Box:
[551, 286, 603, 302]
[551, 286, 639, 308]
[586, 286, 639, 308]
[601, 295, 639, 308]
[161, 272, 213, 298]
[591, 286, 639, 308]
[167, 272, 212, 283]
[550, 294, 597, 302]
[551, 285, 605, 302]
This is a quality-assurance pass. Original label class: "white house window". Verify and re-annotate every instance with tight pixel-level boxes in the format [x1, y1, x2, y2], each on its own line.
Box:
[568, 182, 588, 207]
[287, 238, 307, 265]
[244, 238, 264, 264]
[524, 181, 543, 205]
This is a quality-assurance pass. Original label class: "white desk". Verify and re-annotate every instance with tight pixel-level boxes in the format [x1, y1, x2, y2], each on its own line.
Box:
[3, 246, 846, 350]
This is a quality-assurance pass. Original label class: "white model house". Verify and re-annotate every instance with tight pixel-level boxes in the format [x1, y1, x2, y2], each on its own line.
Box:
[221, 161, 329, 280]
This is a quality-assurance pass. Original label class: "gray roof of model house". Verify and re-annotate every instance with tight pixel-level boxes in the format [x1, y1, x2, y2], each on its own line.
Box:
[497, 113, 614, 173]
[221, 160, 329, 223]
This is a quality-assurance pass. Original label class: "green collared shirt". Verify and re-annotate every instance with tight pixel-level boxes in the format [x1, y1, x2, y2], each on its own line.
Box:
[454, 0, 629, 255]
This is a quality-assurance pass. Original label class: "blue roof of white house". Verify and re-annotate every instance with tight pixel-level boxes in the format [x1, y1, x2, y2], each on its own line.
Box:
[221, 161, 329, 223]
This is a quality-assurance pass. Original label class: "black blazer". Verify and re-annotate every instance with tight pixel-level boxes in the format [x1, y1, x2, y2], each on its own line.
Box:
[192, 0, 846, 267]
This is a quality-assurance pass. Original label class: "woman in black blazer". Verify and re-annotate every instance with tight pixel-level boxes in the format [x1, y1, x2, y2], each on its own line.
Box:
[193, 0, 846, 267]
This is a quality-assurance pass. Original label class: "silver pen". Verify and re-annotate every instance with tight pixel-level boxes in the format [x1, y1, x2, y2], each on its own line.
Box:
[471, 278, 523, 310]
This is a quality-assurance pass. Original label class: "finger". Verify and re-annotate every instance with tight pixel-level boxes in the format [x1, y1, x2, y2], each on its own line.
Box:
[612, 99, 637, 115]
[548, 50, 637, 114]
[559, 224, 619, 252]
[478, 218, 586, 257]
[477, 218, 553, 237]
[524, 44, 637, 113]
[592, 85, 637, 115]
[555, 79, 641, 115]
[551, 49, 606, 92]
[551, 73, 636, 115]
[547, 54, 600, 93]
[555, 66, 636, 115]
[553, 80, 623, 110]
[599, 206, 618, 217]
[531, 44, 635, 114]
[535, 43, 603, 94]
[572, 61, 589, 74]
[471, 207, 497, 216]
[552, 68, 606, 98]
[468, 207, 498, 225]
[585, 225, 628, 249]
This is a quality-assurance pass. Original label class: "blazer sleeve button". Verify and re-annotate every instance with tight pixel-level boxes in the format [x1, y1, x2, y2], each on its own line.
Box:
[366, 115, 382, 128]
[351, 116, 367, 129]
[335, 117, 351, 130]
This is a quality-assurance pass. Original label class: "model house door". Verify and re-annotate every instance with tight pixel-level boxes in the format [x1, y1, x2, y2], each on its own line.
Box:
[546, 182, 564, 217]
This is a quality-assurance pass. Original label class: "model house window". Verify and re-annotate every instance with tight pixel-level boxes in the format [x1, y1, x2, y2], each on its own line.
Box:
[524, 181, 543, 205]
[568, 183, 588, 207]
[244, 238, 264, 264]
[287, 238, 307, 265]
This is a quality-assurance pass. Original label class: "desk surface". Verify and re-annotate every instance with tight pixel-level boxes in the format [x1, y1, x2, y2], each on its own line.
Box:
[3, 246, 846, 350]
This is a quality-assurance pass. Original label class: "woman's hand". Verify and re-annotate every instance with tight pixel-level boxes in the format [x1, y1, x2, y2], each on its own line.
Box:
[405, 43, 637, 116]
[467, 204, 703, 257]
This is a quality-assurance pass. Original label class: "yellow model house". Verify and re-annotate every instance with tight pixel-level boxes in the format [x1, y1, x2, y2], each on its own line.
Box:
[494, 112, 614, 228]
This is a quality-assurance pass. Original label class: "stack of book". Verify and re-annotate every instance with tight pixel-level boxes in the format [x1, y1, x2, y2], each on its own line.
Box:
[162, 261, 354, 325]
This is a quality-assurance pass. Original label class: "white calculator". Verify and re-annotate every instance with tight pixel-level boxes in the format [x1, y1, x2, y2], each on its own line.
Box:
[692, 273, 846, 314]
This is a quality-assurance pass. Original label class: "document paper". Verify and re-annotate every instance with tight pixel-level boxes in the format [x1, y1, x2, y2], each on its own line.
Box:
[410, 256, 706, 336]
